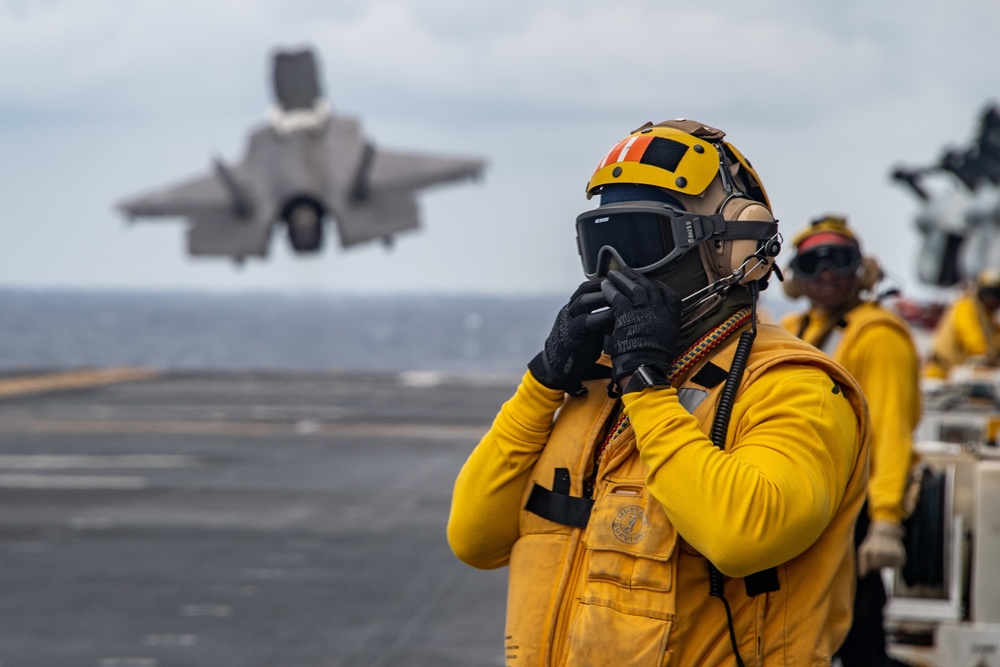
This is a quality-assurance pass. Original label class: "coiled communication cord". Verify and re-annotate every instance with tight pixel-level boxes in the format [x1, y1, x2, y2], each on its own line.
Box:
[706, 286, 759, 667]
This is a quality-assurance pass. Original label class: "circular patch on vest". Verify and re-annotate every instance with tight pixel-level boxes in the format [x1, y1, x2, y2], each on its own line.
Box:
[612, 505, 648, 544]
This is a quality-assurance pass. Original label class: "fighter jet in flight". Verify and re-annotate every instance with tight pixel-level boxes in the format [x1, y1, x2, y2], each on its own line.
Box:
[117, 47, 486, 263]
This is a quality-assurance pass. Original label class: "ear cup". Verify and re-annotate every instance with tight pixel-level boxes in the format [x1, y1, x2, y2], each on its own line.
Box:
[782, 271, 804, 299]
[857, 256, 882, 291]
[717, 198, 778, 283]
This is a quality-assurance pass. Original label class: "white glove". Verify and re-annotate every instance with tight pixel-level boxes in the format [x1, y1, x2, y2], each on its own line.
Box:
[857, 520, 906, 576]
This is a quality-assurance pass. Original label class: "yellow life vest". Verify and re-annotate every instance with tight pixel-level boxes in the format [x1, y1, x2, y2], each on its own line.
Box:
[505, 323, 869, 666]
[783, 301, 911, 358]
[783, 301, 920, 523]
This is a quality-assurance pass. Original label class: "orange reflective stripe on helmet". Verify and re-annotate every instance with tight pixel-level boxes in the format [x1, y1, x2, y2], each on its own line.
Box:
[596, 134, 655, 170]
[586, 127, 720, 199]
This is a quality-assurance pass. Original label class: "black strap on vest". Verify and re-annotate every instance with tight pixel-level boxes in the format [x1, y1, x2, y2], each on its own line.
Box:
[795, 314, 810, 339]
[695, 362, 781, 598]
[525, 468, 594, 528]
[744, 567, 780, 596]
[691, 362, 729, 389]
[581, 364, 612, 382]
[797, 309, 851, 352]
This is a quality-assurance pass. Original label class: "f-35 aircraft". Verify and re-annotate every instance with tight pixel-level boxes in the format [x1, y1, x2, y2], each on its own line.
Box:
[117, 47, 486, 263]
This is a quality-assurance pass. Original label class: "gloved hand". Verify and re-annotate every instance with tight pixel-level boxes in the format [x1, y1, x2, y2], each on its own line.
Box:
[857, 520, 907, 576]
[528, 279, 613, 396]
[601, 268, 682, 390]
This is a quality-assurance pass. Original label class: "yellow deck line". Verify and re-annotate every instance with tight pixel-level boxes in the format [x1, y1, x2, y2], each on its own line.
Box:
[0, 367, 158, 397]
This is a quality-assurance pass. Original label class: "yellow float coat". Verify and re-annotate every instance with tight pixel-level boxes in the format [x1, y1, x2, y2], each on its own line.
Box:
[448, 323, 869, 666]
[926, 292, 1000, 378]
[782, 302, 920, 523]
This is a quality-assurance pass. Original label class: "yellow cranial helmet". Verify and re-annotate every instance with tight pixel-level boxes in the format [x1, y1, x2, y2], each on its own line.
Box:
[577, 119, 778, 289]
[790, 215, 859, 250]
[585, 119, 771, 210]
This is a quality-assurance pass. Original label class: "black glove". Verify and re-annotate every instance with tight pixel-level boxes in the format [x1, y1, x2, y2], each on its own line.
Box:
[528, 279, 613, 396]
[601, 268, 681, 391]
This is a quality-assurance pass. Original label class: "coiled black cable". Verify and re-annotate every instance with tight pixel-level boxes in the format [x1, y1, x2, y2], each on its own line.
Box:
[705, 288, 759, 667]
[708, 564, 744, 667]
[709, 329, 755, 449]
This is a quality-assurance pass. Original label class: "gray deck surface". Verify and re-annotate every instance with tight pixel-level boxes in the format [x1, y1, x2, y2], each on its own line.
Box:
[0, 371, 517, 667]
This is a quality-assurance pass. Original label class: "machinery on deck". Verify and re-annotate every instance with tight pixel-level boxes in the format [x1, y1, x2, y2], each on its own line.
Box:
[884, 367, 1000, 666]
[881, 103, 1000, 666]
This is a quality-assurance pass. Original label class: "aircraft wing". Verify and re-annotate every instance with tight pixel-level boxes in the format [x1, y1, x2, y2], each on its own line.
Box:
[117, 171, 234, 219]
[185, 210, 272, 258]
[364, 149, 485, 192]
[118, 164, 272, 259]
[324, 139, 485, 248]
[332, 189, 420, 248]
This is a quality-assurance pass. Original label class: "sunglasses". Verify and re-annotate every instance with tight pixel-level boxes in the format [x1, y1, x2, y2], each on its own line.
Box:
[789, 244, 861, 279]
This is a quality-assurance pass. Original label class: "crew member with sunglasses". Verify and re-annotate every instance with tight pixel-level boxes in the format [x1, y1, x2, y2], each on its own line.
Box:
[924, 267, 1000, 379]
[448, 120, 870, 666]
[781, 216, 920, 667]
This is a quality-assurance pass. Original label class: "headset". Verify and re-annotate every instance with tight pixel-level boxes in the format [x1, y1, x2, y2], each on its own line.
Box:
[706, 195, 782, 285]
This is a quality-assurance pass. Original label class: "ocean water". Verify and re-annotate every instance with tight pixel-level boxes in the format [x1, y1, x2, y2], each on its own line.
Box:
[0, 289, 801, 377]
[0, 290, 567, 378]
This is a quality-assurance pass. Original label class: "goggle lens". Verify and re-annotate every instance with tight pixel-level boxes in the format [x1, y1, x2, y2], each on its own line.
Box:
[577, 209, 675, 277]
[791, 245, 860, 278]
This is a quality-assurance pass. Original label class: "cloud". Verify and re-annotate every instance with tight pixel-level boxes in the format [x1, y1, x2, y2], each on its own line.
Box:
[307, 3, 885, 120]
[0, 2, 922, 119]
[0, 0, 997, 297]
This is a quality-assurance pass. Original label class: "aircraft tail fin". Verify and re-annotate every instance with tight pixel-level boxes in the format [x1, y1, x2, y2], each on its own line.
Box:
[272, 48, 322, 112]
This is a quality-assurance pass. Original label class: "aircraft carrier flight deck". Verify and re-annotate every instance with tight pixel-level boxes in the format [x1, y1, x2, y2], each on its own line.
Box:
[0, 369, 514, 667]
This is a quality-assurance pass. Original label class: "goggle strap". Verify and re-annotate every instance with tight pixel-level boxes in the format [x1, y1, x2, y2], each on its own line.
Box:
[707, 220, 778, 243]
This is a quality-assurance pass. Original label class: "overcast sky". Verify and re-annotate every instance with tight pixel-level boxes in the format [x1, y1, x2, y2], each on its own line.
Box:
[1, 0, 998, 299]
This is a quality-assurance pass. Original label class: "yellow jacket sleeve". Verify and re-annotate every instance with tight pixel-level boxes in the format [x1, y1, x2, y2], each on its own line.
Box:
[624, 363, 859, 577]
[954, 295, 990, 357]
[447, 370, 565, 570]
[840, 324, 919, 523]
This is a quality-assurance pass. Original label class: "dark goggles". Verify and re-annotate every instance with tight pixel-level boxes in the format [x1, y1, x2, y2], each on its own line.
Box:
[575, 201, 776, 279]
[789, 244, 861, 279]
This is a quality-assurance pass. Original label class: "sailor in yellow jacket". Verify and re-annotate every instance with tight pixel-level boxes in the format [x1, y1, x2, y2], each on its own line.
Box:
[780, 216, 920, 666]
[924, 267, 1000, 379]
[448, 119, 870, 666]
